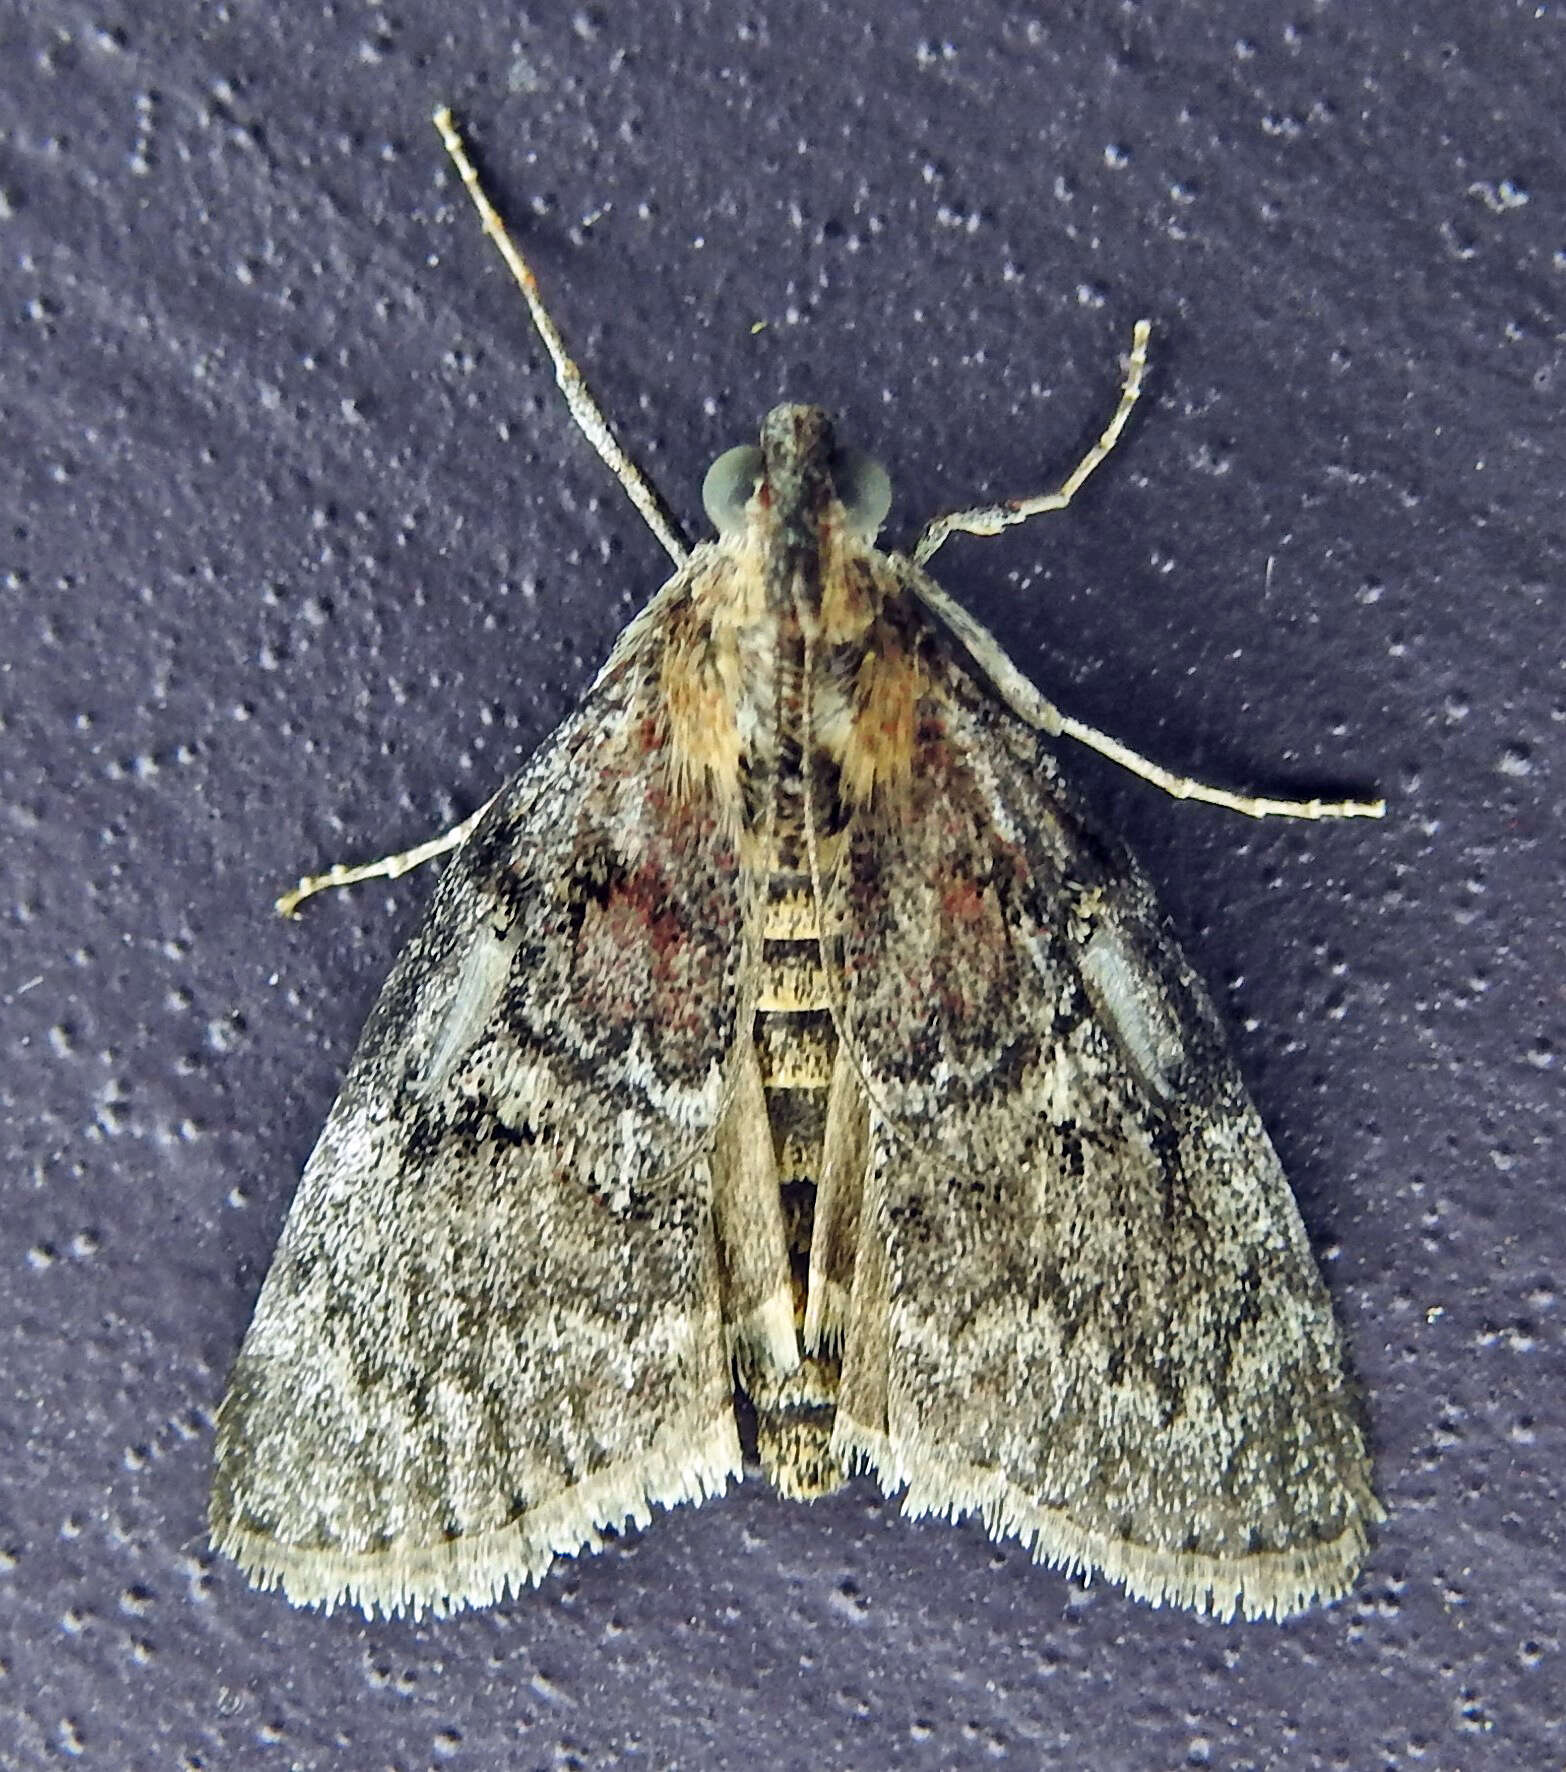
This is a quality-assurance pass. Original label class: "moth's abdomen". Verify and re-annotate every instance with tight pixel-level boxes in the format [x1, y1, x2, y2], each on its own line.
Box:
[745, 866, 845, 1499]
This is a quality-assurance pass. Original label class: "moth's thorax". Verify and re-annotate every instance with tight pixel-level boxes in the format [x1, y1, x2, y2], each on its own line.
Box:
[753, 404, 835, 621]
[660, 406, 925, 826]
[747, 405, 885, 644]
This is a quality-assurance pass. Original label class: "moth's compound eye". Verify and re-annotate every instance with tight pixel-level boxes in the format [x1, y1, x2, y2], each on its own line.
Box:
[833, 448, 892, 539]
[702, 445, 764, 535]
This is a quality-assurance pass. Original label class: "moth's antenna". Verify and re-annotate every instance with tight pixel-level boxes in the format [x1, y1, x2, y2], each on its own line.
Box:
[433, 107, 690, 567]
[905, 320, 1383, 822]
[912, 320, 1153, 567]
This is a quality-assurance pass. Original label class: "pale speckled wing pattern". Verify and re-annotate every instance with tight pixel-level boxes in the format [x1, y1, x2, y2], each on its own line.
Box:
[826, 617, 1380, 1619]
[210, 580, 758, 1617]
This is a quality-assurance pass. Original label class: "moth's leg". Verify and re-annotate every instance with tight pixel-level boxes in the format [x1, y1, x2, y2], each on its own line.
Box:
[912, 575, 1385, 822]
[912, 319, 1152, 567]
[275, 799, 493, 919]
[432, 107, 690, 568]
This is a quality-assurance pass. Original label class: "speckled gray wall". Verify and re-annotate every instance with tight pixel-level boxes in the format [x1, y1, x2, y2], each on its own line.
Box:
[1, 2, 1559, 1768]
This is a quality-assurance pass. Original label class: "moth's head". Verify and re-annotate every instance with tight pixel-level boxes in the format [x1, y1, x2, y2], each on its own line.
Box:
[701, 404, 892, 545]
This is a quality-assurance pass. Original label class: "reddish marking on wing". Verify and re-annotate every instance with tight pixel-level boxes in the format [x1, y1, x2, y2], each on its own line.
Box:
[571, 843, 735, 1065]
[931, 877, 1012, 1025]
[940, 877, 986, 925]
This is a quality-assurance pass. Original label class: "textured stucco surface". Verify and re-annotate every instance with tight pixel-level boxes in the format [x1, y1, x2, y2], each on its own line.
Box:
[1, 2, 1560, 1767]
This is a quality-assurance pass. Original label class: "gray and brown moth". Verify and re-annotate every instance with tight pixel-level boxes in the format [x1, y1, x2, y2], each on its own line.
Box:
[209, 110, 1385, 1622]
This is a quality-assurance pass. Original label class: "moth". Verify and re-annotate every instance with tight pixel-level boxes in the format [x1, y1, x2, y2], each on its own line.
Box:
[209, 110, 1384, 1622]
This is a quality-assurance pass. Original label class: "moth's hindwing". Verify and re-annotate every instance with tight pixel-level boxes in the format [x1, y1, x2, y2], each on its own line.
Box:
[210, 576, 760, 1618]
[825, 627, 1379, 1622]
